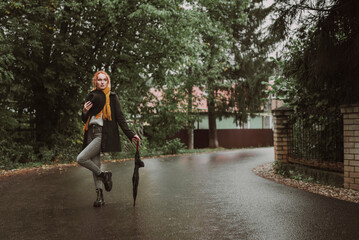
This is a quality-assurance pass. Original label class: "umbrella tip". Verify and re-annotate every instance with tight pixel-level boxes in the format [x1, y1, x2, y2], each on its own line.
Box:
[133, 200, 136, 207]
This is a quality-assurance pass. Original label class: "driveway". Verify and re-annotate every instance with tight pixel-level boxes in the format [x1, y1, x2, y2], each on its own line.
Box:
[0, 147, 358, 240]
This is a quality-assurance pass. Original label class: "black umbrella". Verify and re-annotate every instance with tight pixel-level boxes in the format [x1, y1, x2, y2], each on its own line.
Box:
[132, 139, 144, 207]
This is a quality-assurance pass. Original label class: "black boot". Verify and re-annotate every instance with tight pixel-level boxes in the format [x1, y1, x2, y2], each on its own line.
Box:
[93, 188, 105, 207]
[97, 171, 113, 192]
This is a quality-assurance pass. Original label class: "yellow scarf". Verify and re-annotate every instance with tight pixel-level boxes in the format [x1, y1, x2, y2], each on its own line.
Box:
[83, 86, 112, 135]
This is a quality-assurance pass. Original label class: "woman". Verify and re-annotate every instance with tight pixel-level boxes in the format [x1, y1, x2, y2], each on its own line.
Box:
[77, 71, 140, 207]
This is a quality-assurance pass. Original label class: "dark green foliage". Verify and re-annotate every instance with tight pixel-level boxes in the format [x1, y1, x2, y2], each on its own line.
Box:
[220, 0, 275, 125]
[195, 0, 276, 147]
[0, 0, 191, 167]
[271, 0, 359, 111]
[267, 0, 357, 168]
[163, 138, 185, 155]
[0, 0, 278, 168]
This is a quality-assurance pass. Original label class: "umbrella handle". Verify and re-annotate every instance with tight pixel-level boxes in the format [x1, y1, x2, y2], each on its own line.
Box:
[136, 139, 139, 151]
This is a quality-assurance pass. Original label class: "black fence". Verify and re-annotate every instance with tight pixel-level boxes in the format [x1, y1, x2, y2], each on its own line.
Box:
[289, 114, 343, 164]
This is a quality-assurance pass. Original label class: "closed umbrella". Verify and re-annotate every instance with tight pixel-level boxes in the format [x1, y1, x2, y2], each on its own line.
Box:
[132, 139, 144, 207]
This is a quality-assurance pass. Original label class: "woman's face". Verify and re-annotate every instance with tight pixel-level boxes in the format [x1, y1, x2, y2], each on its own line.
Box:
[96, 73, 108, 90]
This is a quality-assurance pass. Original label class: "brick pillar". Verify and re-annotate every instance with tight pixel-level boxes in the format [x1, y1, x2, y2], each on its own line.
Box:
[272, 107, 293, 163]
[341, 104, 359, 190]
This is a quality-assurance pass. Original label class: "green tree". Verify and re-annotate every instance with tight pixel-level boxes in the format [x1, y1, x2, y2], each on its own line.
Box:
[137, 3, 206, 147]
[270, 0, 359, 115]
[222, 0, 275, 123]
[0, 0, 281, 168]
[1, 0, 206, 163]
[197, 0, 274, 147]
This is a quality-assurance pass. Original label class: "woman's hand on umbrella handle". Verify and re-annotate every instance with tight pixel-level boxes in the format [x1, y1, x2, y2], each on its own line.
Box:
[132, 135, 140, 142]
[83, 101, 93, 114]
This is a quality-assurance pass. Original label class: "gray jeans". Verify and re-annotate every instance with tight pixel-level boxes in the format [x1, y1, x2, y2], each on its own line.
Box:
[77, 124, 103, 189]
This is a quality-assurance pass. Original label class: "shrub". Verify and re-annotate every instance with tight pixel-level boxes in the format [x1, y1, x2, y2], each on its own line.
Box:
[273, 160, 286, 176]
[163, 138, 185, 155]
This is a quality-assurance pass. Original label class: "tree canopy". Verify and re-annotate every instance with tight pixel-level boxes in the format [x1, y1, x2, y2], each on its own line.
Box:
[0, 0, 276, 168]
[269, 0, 359, 116]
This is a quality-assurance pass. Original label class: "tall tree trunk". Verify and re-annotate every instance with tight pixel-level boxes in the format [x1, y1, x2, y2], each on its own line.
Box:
[208, 88, 218, 148]
[187, 89, 194, 150]
[187, 128, 194, 150]
[186, 68, 194, 150]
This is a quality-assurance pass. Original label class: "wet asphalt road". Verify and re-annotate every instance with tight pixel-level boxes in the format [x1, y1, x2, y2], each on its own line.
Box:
[0, 147, 359, 240]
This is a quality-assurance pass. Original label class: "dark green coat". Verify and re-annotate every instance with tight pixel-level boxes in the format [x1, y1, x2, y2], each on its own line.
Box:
[82, 92, 135, 152]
